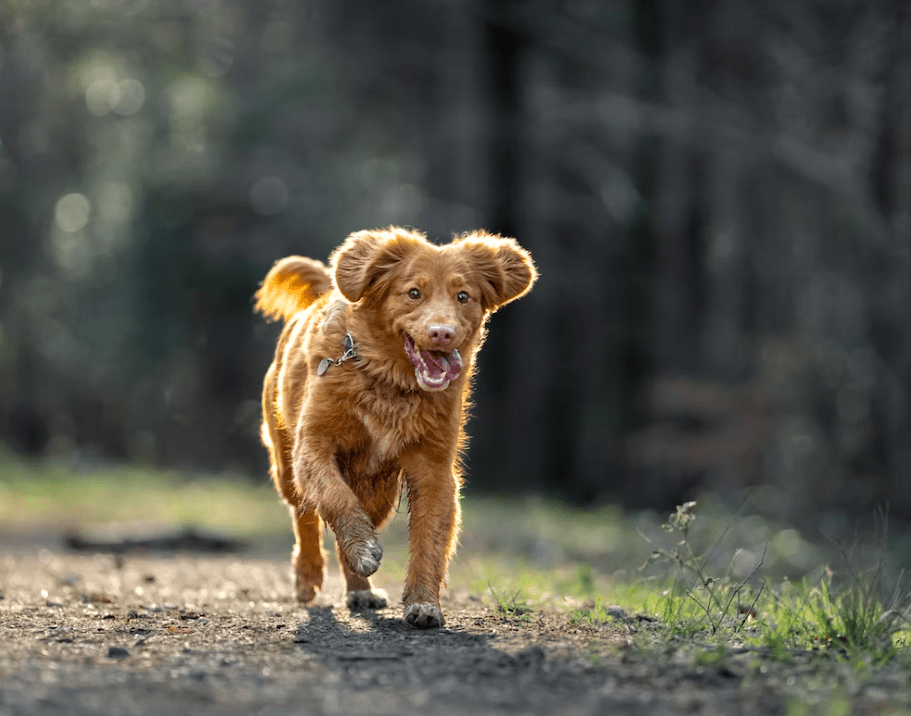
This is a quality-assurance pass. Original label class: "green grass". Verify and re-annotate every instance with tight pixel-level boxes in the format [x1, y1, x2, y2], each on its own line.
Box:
[629, 501, 911, 667]
[0, 448, 289, 538]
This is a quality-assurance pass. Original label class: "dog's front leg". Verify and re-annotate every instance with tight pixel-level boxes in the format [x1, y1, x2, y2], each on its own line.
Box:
[400, 450, 461, 629]
[293, 439, 383, 579]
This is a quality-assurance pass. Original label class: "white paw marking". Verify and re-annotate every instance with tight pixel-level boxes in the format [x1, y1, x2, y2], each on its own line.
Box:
[346, 589, 389, 610]
[404, 602, 444, 629]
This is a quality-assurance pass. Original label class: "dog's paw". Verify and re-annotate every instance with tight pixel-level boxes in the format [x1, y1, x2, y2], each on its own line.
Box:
[346, 588, 389, 610]
[335, 518, 383, 577]
[348, 537, 383, 577]
[295, 578, 321, 605]
[404, 602, 444, 629]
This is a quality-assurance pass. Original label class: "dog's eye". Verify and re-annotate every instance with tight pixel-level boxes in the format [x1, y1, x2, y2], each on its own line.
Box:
[457, 291, 470, 304]
[408, 288, 421, 299]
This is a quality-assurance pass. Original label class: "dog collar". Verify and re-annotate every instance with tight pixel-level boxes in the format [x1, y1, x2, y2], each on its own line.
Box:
[317, 332, 359, 376]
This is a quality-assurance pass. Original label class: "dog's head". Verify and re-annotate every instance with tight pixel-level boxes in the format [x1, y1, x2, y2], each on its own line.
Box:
[330, 227, 537, 392]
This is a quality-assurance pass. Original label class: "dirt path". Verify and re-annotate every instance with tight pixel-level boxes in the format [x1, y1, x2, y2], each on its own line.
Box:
[0, 545, 866, 716]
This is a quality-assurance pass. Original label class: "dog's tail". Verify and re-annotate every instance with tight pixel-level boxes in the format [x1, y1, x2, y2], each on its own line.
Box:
[254, 256, 333, 322]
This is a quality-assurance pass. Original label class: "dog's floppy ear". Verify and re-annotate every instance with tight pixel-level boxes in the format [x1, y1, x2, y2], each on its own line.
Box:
[330, 227, 425, 303]
[458, 231, 538, 311]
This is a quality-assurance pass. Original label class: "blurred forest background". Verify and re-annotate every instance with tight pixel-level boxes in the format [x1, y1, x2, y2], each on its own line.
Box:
[1, 0, 910, 540]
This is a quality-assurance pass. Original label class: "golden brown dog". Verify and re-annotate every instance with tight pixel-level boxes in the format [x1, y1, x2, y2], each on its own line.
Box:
[254, 227, 537, 628]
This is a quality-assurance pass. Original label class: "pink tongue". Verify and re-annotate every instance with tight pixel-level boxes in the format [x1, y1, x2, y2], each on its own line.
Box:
[403, 336, 463, 387]
[422, 350, 461, 382]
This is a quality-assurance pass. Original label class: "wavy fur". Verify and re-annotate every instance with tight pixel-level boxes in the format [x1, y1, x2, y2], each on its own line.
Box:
[254, 256, 332, 322]
[256, 227, 537, 628]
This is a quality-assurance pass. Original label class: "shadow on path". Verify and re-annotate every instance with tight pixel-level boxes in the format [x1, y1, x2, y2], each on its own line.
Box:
[291, 605, 557, 712]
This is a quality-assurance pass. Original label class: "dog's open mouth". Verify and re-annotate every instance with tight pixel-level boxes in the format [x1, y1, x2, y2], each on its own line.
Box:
[403, 335, 462, 392]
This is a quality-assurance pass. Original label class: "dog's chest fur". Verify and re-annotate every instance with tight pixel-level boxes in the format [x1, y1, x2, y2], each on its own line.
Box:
[351, 381, 453, 471]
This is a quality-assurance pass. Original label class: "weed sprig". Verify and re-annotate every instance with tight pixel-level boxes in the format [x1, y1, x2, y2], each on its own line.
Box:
[640, 501, 765, 637]
[640, 502, 911, 662]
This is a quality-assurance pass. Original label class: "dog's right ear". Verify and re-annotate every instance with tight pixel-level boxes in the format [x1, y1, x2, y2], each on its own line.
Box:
[331, 227, 424, 302]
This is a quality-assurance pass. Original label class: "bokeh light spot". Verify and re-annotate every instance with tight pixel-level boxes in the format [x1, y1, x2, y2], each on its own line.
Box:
[115, 79, 146, 116]
[773, 529, 802, 559]
[168, 76, 214, 120]
[86, 77, 120, 116]
[54, 193, 91, 232]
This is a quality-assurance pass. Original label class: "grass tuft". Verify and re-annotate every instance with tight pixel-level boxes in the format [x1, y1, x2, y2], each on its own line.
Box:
[638, 501, 911, 666]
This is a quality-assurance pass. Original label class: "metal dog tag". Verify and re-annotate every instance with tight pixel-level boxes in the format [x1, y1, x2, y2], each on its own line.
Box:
[317, 358, 331, 376]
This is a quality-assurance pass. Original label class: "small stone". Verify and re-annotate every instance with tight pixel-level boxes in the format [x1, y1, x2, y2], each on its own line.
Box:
[107, 646, 130, 659]
[606, 605, 629, 620]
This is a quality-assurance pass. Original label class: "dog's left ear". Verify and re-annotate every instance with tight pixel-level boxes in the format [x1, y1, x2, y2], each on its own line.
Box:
[331, 227, 424, 302]
[459, 232, 538, 311]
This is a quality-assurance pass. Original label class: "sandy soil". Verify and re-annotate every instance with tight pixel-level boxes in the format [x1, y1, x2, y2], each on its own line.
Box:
[0, 542, 895, 716]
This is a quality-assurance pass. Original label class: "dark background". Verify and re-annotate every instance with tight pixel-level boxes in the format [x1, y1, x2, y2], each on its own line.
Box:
[1, 0, 909, 538]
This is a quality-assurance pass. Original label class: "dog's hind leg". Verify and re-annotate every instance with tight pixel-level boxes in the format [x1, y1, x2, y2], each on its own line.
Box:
[341, 561, 389, 610]
[262, 370, 326, 604]
[271, 441, 326, 603]
[290, 505, 325, 604]
[274, 448, 325, 604]
[339, 468, 401, 611]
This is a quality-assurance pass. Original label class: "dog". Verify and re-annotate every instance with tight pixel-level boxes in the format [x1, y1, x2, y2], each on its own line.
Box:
[254, 227, 537, 628]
